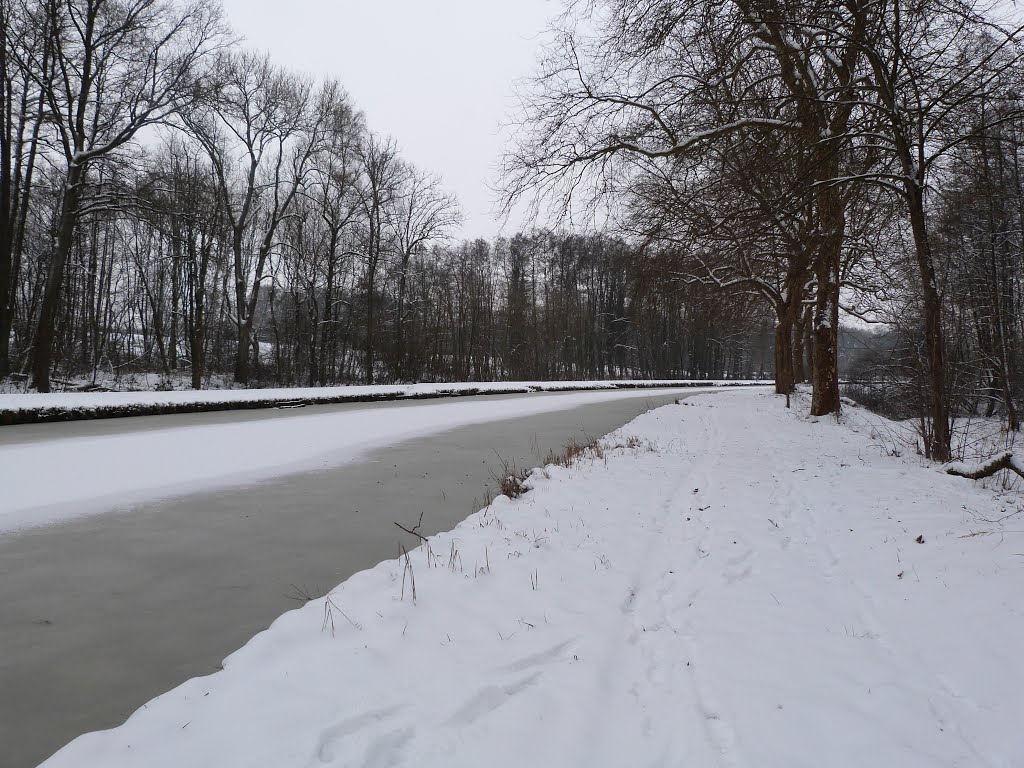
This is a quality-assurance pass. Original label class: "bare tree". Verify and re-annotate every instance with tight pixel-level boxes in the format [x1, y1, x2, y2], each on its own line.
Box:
[0, 0, 54, 376]
[28, 0, 226, 391]
[300, 93, 364, 385]
[501, 0, 867, 415]
[355, 134, 402, 384]
[389, 166, 460, 380]
[186, 52, 331, 384]
[850, 1, 1024, 460]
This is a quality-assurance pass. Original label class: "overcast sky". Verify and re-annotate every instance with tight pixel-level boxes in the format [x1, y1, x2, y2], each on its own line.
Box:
[220, 0, 559, 240]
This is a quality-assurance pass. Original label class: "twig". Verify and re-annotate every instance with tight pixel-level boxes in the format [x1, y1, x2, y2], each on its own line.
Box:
[394, 510, 427, 542]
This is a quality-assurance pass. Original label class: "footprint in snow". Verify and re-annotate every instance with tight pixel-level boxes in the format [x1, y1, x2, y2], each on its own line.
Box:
[503, 639, 575, 673]
[312, 706, 403, 765]
[361, 726, 415, 768]
[445, 672, 542, 726]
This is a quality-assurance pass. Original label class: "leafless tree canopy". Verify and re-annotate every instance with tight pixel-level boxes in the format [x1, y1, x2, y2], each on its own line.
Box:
[7, 0, 1023, 458]
[0, 0, 774, 397]
[502, 0, 1024, 461]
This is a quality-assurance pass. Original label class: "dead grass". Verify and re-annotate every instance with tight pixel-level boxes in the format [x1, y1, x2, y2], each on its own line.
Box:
[488, 432, 658, 503]
[286, 583, 328, 604]
[399, 543, 417, 603]
[285, 584, 361, 636]
[447, 540, 464, 572]
[490, 451, 531, 498]
[544, 436, 604, 467]
[322, 596, 361, 636]
[617, 434, 658, 453]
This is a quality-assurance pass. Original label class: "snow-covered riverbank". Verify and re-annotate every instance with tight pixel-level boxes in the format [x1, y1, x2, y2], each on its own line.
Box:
[41, 390, 1024, 767]
[1, 388, 707, 534]
[0, 379, 765, 424]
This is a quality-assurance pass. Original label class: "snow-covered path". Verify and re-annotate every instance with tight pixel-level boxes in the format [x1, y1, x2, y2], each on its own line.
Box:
[43, 391, 1024, 767]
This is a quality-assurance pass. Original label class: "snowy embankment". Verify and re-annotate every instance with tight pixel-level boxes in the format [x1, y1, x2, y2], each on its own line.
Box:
[0, 379, 763, 425]
[43, 390, 1023, 768]
[1, 387, 711, 535]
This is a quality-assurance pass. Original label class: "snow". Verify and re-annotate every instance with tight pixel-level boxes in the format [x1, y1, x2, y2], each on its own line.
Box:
[0, 379, 756, 412]
[39, 390, 1024, 767]
[0, 379, 762, 423]
[0, 387, 721, 535]
[944, 451, 1024, 481]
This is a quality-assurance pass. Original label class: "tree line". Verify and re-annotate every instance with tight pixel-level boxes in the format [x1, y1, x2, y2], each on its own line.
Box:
[503, 0, 1024, 461]
[0, 0, 773, 394]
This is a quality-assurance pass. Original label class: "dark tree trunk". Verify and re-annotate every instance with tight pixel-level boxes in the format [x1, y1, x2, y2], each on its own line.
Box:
[792, 318, 806, 384]
[31, 165, 84, 392]
[906, 181, 951, 461]
[0, 197, 10, 378]
[774, 307, 794, 395]
[809, 176, 843, 417]
[809, 254, 841, 417]
[365, 276, 375, 384]
[395, 252, 410, 382]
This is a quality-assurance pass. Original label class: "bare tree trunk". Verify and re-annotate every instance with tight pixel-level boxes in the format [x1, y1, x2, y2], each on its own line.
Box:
[792, 315, 806, 383]
[395, 252, 410, 382]
[802, 302, 814, 379]
[810, 186, 843, 417]
[228, 278, 246, 383]
[1, 41, 47, 378]
[774, 308, 794, 395]
[31, 165, 84, 391]
[235, 321, 256, 385]
[169, 224, 181, 371]
[365, 275, 375, 384]
[0, 195, 11, 379]
[776, 259, 810, 394]
[907, 182, 951, 461]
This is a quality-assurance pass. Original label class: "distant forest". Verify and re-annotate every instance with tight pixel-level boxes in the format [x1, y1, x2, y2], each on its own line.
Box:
[5, 0, 1024, 465]
[0, 1, 772, 392]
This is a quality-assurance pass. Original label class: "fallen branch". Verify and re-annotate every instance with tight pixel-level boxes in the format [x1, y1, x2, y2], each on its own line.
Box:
[944, 451, 1024, 480]
[394, 510, 427, 542]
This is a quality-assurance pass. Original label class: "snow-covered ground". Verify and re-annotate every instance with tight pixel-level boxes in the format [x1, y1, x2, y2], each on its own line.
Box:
[0, 379, 760, 414]
[41, 390, 1024, 767]
[1, 387, 711, 535]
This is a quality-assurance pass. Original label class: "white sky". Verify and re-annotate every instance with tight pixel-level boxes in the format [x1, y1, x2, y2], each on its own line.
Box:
[220, 0, 559, 240]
